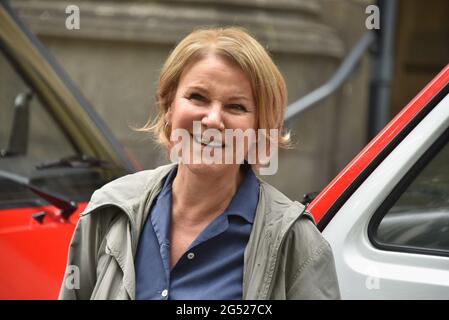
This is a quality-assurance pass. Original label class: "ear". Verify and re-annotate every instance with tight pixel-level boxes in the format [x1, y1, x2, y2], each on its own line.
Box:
[165, 106, 172, 124]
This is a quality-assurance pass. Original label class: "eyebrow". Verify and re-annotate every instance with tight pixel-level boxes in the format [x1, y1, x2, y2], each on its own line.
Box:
[186, 85, 251, 102]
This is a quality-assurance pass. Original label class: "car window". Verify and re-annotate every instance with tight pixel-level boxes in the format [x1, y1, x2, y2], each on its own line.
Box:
[0, 50, 106, 208]
[371, 129, 449, 255]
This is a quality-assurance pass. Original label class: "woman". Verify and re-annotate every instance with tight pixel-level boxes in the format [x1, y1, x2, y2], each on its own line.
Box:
[59, 27, 340, 300]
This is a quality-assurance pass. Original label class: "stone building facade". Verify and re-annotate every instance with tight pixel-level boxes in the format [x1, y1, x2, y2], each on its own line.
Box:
[10, 0, 373, 200]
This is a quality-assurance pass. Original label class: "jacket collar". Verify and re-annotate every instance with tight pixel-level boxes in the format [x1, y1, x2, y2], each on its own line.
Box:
[81, 163, 308, 300]
[81, 163, 176, 299]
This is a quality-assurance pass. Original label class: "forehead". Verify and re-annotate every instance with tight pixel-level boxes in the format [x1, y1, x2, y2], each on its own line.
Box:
[178, 54, 253, 96]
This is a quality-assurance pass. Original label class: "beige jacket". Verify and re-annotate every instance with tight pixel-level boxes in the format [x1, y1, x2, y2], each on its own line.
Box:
[59, 163, 340, 299]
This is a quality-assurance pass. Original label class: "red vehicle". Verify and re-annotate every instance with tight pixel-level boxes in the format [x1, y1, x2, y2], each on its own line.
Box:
[0, 1, 137, 299]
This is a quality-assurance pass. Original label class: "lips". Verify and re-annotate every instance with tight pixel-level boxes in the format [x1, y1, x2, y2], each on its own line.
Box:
[191, 133, 225, 148]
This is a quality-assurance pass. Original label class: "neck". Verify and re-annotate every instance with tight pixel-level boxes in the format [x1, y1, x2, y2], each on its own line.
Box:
[171, 164, 244, 224]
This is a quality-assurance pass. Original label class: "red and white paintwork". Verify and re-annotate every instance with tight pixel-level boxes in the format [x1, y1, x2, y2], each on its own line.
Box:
[309, 65, 449, 225]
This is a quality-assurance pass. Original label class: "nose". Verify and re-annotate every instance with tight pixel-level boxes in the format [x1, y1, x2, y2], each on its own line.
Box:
[201, 103, 225, 130]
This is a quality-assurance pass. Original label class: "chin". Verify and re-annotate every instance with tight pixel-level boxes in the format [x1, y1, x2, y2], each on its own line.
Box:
[183, 162, 239, 177]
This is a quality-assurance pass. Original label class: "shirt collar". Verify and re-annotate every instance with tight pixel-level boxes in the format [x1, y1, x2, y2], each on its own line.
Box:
[222, 165, 259, 224]
[149, 166, 177, 247]
[155, 164, 259, 225]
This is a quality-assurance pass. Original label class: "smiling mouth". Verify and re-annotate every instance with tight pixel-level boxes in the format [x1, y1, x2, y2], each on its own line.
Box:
[191, 134, 225, 148]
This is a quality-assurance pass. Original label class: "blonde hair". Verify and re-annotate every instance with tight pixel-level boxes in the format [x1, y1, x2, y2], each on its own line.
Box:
[138, 26, 291, 149]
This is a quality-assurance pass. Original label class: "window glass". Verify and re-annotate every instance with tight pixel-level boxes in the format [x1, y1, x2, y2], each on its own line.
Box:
[0, 51, 105, 207]
[375, 133, 449, 253]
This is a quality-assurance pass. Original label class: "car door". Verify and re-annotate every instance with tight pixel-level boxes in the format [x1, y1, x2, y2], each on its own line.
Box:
[320, 67, 449, 299]
[0, 47, 109, 299]
[0, 2, 137, 299]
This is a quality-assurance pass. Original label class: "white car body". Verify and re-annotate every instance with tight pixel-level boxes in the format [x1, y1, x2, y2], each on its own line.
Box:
[322, 88, 449, 299]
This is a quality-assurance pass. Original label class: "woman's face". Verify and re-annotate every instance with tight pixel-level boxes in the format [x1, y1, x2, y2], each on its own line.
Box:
[166, 53, 257, 176]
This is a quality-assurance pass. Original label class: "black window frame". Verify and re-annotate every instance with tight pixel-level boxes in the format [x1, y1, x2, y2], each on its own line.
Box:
[368, 118, 449, 258]
[0, 43, 82, 156]
[1, 1, 136, 174]
[317, 81, 449, 232]
[0, 48, 103, 209]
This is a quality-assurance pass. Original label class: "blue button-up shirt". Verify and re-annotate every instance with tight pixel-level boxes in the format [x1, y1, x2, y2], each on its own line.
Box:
[135, 165, 260, 300]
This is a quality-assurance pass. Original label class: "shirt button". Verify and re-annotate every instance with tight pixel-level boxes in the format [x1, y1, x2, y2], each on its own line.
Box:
[161, 289, 168, 298]
[187, 252, 195, 260]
